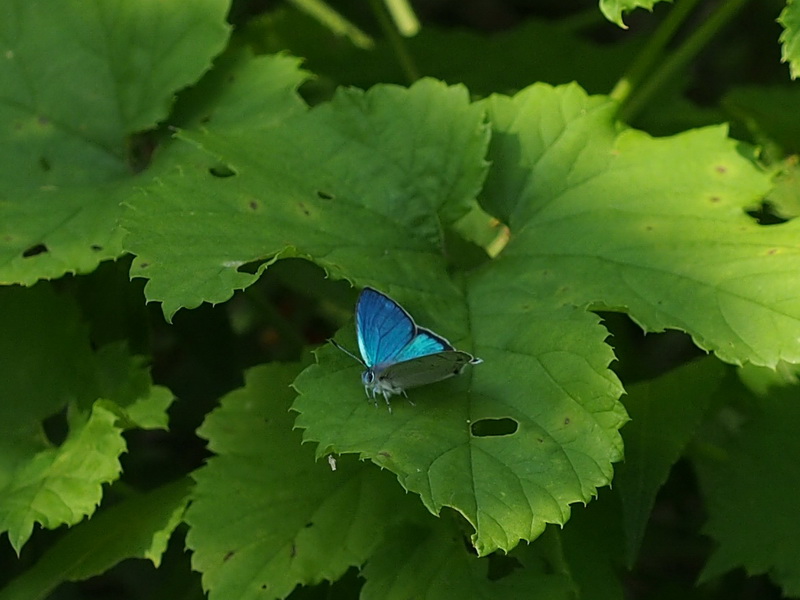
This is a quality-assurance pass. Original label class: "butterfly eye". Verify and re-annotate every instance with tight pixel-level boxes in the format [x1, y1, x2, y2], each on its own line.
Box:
[361, 371, 374, 385]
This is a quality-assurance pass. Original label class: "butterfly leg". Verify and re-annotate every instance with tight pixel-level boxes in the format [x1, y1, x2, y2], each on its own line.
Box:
[401, 389, 415, 407]
[381, 390, 393, 414]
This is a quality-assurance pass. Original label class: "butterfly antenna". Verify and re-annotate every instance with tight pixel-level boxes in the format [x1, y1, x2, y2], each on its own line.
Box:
[328, 338, 364, 365]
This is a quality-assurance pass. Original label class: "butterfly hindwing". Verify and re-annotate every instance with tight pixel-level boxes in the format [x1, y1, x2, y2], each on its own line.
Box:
[392, 327, 452, 364]
[356, 287, 415, 368]
[379, 350, 474, 390]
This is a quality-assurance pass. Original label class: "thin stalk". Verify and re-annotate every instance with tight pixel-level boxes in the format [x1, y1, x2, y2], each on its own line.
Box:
[288, 0, 374, 49]
[368, 0, 420, 83]
[620, 0, 751, 123]
[610, 0, 703, 105]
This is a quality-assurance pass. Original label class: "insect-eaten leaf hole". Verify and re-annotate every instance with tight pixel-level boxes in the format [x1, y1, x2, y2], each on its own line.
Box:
[746, 200, 788, 225]
[470, 417, 519, 437]
[316, 190, 334, 200]
[22, 243, 48, 258]
[208, 164, 236, 178]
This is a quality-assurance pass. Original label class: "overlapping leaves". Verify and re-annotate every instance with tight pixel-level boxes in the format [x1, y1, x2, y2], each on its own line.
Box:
[124, 54, 789, 558]
[0, 0, 230, 284]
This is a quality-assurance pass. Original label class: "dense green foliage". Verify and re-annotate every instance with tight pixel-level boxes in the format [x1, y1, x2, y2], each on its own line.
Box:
[2, 0, 800, 598]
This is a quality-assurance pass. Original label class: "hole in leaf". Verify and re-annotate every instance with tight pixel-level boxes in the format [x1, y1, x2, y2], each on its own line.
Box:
[43, 407, 68, 446]
[22, 243, 48, 258]
[746, 201, 788, 225]
[316, 190, 334, 200]
[470, 417, 519, 437]
[209, 164, 236, 178]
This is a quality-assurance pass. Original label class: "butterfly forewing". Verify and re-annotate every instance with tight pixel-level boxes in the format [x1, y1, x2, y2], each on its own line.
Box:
[356, 288, 415, 368]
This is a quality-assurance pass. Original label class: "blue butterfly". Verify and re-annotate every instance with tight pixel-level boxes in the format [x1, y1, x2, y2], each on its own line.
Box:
[332, 287, 482, 411]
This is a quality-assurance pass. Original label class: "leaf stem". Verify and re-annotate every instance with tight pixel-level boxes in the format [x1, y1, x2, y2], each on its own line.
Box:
[610, 0, 703, 106]
[368, 0, 420, 83]
[619, 0, 751, 123]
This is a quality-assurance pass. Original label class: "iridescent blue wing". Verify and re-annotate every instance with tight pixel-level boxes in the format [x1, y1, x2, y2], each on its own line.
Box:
[356, 287, 416, 368]
[392, 327, 452, 363]
[379, 350, 481, 390]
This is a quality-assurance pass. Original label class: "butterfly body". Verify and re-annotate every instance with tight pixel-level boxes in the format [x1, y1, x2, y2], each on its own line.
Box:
[333, 287, 481, 411]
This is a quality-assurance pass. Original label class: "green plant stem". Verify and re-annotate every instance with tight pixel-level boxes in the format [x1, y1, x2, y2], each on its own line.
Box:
[288, 0, 374, 49]
[368, 0, 420, 83]
[610, 0, 703, 105]
[620, 0, 751, 123]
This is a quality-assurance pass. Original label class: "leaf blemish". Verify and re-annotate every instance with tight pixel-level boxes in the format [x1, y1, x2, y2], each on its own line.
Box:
[471, 418, 519, 437]
[715, 165, 727, 174]
[22, 243, 48, 258]
[317, 190, 334, 200]
[249, 200, 259, 211]
[91, 244, 103, 251]
[299, 202, 310, 216]
[710, 196, 721, 203]
[208, 165, 235, 178]
[223, 551, 235, 562]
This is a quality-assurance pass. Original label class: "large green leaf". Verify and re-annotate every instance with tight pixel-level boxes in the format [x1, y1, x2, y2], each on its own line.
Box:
[0, 0, 230, 284]
[482, 84, 780, 368]
[124, 65, 489, 320]
[0, 478, 191, 600]
[185, 364, 418, 600]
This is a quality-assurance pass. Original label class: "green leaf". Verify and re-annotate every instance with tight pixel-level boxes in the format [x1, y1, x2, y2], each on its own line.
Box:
[361, 519, 576, 600]
[185, 364, 417, 600]
[0, 478, 191, 600]
[0, 402, 126, 554]
[779, 0, 800, 79]
[294, 294, 626, 556]
[0, 284, 174, 553]
[482, 83, 782, 368]
[695, 385, 800, 596]
[614, 357, 724, 566]
[599, 0, 671, 28]
[0, 0, 230, 284]
[124, 66, 489, 320]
